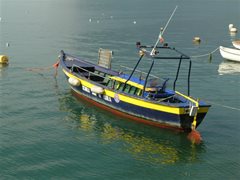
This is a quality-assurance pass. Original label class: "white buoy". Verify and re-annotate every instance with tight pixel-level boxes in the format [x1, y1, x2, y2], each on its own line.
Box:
[133, 21, 137, 24]
[6, 42, 10, 47]
[91, 86, 104, 94]
[229, 24, 234, 30]
[230, 27, 238, 33]
[89, 18, 92, 22]
[0, 17, 1, 22]
[68, 77, 81, 86]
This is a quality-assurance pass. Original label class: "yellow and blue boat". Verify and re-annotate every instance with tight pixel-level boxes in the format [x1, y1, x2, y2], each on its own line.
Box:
[59, 42, 210, 133]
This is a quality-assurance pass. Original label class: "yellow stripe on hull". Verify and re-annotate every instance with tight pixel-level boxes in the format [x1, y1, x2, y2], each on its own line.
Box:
[62, 69, 209, 115]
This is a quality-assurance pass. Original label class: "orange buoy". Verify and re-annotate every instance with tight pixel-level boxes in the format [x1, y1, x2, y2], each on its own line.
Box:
[187, 130, 202, 144]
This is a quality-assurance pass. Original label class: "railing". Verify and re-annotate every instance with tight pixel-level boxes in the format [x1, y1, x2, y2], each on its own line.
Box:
[175, 91, 199, 107]
[135, 45, 192, 96]
[119, 65, 164, 81]
[70, 64, 109, 81]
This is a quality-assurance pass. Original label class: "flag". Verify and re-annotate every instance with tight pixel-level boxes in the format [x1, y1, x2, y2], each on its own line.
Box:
[159, 35, 164, 43]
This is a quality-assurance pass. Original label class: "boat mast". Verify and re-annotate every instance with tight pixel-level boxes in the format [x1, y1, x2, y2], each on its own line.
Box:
[150, 6, 178, 56]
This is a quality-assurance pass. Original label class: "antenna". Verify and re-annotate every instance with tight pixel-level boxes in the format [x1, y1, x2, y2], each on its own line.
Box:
[150, 6, 178, 56]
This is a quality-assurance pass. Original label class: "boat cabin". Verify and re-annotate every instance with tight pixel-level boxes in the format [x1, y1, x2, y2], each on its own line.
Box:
[69, 62, 174, 100]
[106, 74, 175, 100]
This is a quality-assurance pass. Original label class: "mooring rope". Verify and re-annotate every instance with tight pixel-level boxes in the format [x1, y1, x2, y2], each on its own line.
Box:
[26, 59, 60, 77]
[205, 100, 240, 111]
[190, 47, 219, 59]
[26, 66, 52, 72]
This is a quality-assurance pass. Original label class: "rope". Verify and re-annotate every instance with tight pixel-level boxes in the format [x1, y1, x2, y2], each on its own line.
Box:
[26, 60, 60, 77]
[190, 47, 219, 59]
[26, 66, 52, 72]
[205, 100, 240, 111]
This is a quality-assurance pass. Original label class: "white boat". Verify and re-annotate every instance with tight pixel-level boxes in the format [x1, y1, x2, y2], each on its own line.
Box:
[219, 46, 240, 62]
[232, 40, 240, 49]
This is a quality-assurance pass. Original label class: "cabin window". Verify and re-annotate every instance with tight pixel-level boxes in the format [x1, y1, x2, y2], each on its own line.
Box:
[123, 84, 131, 93]
[102, 76, 110, 85]
[114, 81, 121, 90]
[117, 83, 125, 91]
[129, 86, 137, 95]
[107, 80, 114, 88]
[99, 72, 106, 77]
[94, 70, 100, 74]
[135, 88, 142, 96]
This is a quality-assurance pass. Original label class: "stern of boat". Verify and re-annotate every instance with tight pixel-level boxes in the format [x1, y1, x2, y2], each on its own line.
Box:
[180, 106, 210, 132]
[174, 91, 210, 132]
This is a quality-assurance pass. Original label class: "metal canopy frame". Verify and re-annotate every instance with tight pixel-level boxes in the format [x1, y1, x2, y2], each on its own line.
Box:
[123, 44, 192, 97]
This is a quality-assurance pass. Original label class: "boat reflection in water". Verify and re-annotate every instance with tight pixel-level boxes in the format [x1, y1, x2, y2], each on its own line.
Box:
[58, 90, 206, 165]
[101, 123, 179, 164]
[218, 61, 240, 75]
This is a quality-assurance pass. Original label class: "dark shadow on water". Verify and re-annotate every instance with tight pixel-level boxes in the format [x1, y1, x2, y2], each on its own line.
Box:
[57, 90, 206, 165]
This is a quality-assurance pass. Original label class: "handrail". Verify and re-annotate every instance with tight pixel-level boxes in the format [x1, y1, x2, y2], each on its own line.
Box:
[175, 91, 199, 107]
[137, 46, 190, 60]
[71, 64, 108, 80]
[120, 65, 160, 79]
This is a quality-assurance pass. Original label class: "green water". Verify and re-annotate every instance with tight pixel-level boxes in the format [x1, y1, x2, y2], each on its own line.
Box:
[1, 0, 240, 179]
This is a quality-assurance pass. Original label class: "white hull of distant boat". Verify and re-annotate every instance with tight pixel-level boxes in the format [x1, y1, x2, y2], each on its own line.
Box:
[219, 46, 240, 62]
[232, 40, 240, 49]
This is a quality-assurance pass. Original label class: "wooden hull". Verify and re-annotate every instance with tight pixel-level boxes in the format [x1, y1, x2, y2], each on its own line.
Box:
[219, 46, 240, 62]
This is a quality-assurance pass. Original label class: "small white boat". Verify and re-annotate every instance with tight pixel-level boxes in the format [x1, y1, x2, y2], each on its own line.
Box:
[219, 46, 240, 62]
[232, 40, 240, 49]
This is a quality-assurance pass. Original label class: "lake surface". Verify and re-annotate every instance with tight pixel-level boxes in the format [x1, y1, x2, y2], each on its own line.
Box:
[1, 0, 240, 179]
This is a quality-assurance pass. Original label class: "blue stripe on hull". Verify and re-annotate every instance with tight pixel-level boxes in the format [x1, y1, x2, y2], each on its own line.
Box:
[71, 85, 182, 128]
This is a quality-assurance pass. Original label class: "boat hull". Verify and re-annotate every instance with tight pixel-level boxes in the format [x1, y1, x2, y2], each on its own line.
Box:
[219, 46, 240, 62]
[232, 40, 240, 49]
[59, 50, 210, 132]
[67, 76, 208, 132]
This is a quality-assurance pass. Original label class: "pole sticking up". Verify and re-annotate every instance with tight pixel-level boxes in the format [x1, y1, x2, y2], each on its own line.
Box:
[150, 6, 178, 56]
